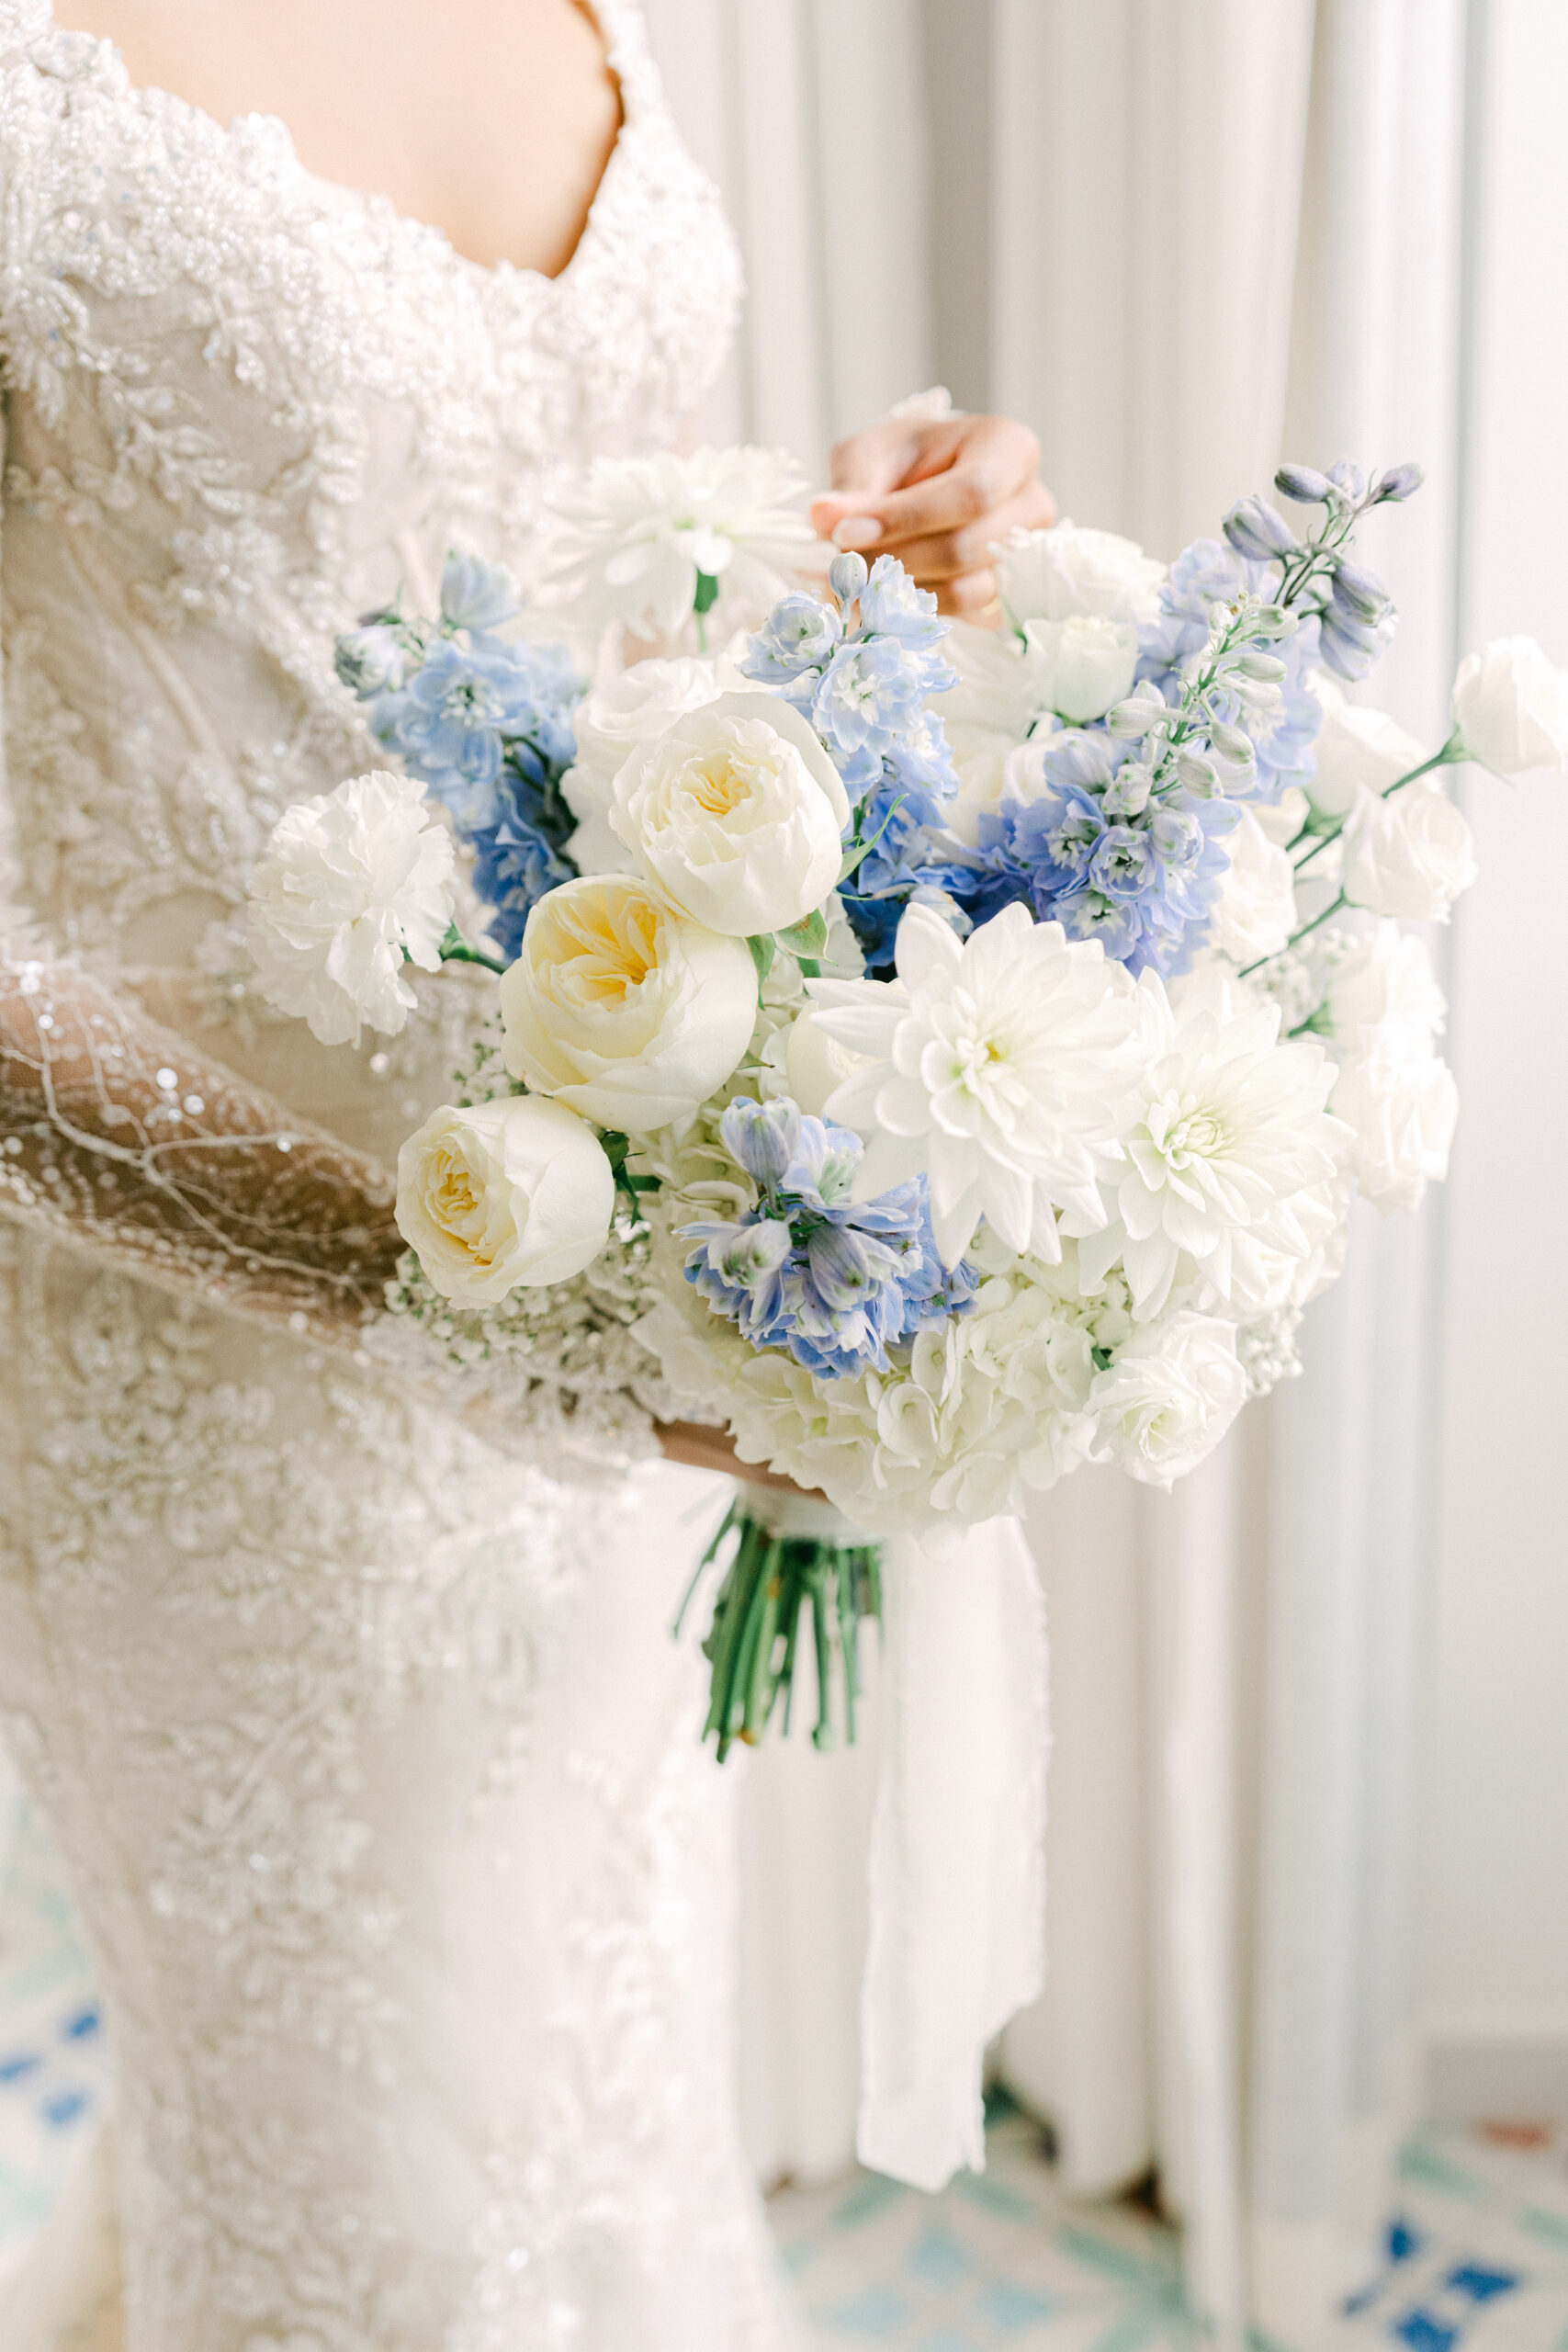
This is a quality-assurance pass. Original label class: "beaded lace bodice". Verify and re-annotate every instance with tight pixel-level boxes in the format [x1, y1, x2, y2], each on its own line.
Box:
[0, 6, 795, 2346]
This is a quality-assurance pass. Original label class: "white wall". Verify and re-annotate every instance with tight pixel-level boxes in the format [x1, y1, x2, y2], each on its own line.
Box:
[1418, 0, 1568, 2095]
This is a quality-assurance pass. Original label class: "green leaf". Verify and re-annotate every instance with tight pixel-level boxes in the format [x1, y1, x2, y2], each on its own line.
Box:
[838, 794, 908, 885]
[693, 569, 720, 616]
[776, 906, 829, 960]
[748, 933, 775, 984]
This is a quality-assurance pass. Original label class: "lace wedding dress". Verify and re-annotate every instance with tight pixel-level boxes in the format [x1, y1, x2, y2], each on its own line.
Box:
[0, 2, 804, 2343]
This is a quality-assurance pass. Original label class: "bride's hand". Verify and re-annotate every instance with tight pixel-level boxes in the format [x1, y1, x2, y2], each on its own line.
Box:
[657, 1419, 818, 1496]
[810, 411, 1055, 621]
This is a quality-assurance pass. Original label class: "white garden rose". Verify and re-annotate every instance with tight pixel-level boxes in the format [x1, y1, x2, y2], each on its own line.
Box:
[246, 770, 456, 1047]
[394, 1095, 615, 1304]
[996, 521, 1166, 631]
[499, 874, 757, 1132]
[1207, 808, 1296, 964]
[1021, 615, 1141, 724]
[561, 657, 727, 874]
[610, 691, 851, 937]
[1317, 922, 1446, 1052]
[1088, 1311, 1249, 1487]
[1341, 776, 1477, 922]
[1307, 678, 1424, 820]
[1452, 635, 1568, 775]
[1331, 1041, 1459, 1213]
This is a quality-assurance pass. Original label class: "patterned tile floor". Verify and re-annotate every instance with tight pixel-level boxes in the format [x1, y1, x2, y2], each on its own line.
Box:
[3, 1804, 1567, 2349]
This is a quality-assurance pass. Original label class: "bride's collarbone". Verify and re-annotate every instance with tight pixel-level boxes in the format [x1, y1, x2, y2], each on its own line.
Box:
[45, 0, 624, 278]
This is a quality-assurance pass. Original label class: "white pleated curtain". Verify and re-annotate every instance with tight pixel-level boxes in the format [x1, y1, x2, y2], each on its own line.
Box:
[642, 2, 1473, 2342]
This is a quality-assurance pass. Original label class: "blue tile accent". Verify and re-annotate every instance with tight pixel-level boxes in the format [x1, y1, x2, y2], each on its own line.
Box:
[976, 2279, 1056, 2328]
[1444, 2260, 1518, 2303]
[905, 2227, 974, 2288]
[818, 2285, 914, 2335]
[1393, 2312, 1460, 2352]
[1389, 2218, 1424, 2263]
[0, 2052, 40, 2084]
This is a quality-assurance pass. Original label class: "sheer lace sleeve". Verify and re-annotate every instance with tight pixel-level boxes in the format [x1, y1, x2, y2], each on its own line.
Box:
[0, 961, 404, 1344]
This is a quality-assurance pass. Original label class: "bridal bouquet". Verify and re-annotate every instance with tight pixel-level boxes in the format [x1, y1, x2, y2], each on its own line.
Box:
[247, 445, 1565, 1756]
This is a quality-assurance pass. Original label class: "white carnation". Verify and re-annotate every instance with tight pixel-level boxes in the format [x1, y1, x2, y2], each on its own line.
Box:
[1207, 808, 1297, 965]
[395, 1095, 615, 1305]
[1089, 1311, 1248, 1487]
[808, 899, 1147, 1268]
[246, 770, 455, 1046]
[1307, 677, 1424, 820]
[1452, 634, 1568, 775]
[996, 521, 1166, 632]
[610, 691, 850, 936]
[540, 446, 817, 639]
[1341, 777, 1477, 922]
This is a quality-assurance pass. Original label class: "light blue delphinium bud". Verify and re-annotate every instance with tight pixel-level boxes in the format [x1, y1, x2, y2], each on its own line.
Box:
[333, 621, 413, 697]
[1371, 461, 1424, 503]
[1328, 557, 1391, 625]
[805, 1223, 883, 1312]
[829, 548, 870, 604]
[856, 555, 948, 650]
[1175, 749, 1221, 796]
[719, 1095, 802, 1190]
[1327, 459, 1367, 502]
[743, 592, 843, 685]
[1210, 719, 1258, 770]
[1318, 605, 1390, 683]
[719, 1217, 795, 1290]
[440, 551, 522, 633]
[1223, 496, 1298, 562]
[1274, 462, 1333, 504]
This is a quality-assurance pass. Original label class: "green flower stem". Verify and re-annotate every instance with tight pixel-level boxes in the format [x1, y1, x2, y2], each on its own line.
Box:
[436, 922, 508, 976]
[687, 1501, 884, 1761]
[1289, 734, 1463, 873]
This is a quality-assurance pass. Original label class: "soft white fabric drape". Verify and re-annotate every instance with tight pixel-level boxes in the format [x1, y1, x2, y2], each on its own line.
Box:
[643, 2, 1476, 2339]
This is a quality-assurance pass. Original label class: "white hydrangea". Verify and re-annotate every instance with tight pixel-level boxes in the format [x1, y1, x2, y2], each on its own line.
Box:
[540, 446, 817, 639]
[246, 771, 455, 1047]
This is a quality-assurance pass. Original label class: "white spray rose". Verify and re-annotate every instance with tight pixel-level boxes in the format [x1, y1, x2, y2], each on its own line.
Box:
[246, 770, 456, 1047]
[395, 1095, 615, 1304]
[1307, 678, 1425, 820]
[996, 521, 1166, 630]
[1317, 922, 1446, 1052]
[499, 874, 757, 1133]
[561, 657, 727, 874]
[1207, 808, 1297, 964]
[611, 691, 851, 937]
[1088, 1312, 1249, 1487]
[1331, 1043, 1458, 1214]
[1341, 777, 1477, 922]
[1452, 635, 1568, 775]
[1021, 615, 1141, 724]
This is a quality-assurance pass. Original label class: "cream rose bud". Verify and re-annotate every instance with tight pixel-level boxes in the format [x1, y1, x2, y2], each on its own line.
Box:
[395, 1095, 615, 1304]
[1021, 615, 1141, 724]
[1088, 1312, 1249, 1488]
[1341, 776, 1477, 922]
[1331, 1042, 1458, 1213]
[610, 691, 851, 937]
[1452, 635, 1568, 775]
[1308, 676, 1424, 820]
[499, 873, 757, 1133]
[1207, 808, 1296, 964]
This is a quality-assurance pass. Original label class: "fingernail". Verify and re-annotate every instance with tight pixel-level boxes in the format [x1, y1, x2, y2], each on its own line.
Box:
[833, 515, 883, 550]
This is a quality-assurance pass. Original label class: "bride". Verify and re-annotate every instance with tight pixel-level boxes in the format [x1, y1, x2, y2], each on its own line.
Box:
[0, 0, 1052, 2341]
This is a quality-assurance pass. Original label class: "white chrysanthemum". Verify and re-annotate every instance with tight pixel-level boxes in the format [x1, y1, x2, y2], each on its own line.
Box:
[246, 771, 456, 1046]
[1076, 967, 1348, 1318]
[540, 446, 818, 638]
[807, 900, 1147, 1268]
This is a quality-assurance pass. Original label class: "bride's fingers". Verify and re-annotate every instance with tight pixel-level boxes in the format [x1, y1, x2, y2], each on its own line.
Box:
[877, 481, 1056, 587]
[812, 414, 1048, 557]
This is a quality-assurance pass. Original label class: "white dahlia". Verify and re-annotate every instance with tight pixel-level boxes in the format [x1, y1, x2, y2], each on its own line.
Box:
[807, 899, 1146, 1268]
[1076, 967, 1348, 1318]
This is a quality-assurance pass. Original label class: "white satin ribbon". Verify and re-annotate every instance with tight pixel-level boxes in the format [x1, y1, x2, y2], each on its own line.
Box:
[856, 1514, 1048, 2191]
